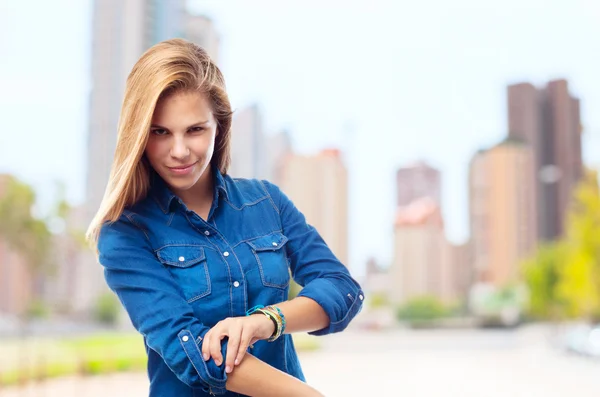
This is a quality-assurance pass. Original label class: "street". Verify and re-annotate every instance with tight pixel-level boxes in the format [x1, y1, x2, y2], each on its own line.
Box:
[3, 324, 600, 397]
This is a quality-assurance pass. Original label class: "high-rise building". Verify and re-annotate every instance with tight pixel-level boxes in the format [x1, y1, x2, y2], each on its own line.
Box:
[184, 14, 220, 63]
[396, 161, 441, 207]
[229, 104, 265, 179]
[469, 139, 537, 286]
[280, 149, 348, 267]
[84, 0, 185, 313]
[390, 197, 446, 304]
[507, 79, 582, 241]
[86, 0, 184, 220]
[441, 241, 472, 303]
[264, 130, 293, 185]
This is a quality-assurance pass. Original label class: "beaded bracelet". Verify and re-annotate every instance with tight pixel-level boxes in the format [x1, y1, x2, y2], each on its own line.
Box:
[246, 304, 286, 342]
[264, 305, 286, 341]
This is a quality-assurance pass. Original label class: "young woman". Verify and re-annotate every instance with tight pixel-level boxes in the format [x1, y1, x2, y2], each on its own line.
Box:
[87, 38, 364, 397]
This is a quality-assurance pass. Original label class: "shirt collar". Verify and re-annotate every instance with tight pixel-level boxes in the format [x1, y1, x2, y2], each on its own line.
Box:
[151, 166, 229, 214]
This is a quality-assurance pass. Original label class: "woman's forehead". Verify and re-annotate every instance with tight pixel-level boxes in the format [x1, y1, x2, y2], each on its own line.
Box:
[152, 91, 214, 125]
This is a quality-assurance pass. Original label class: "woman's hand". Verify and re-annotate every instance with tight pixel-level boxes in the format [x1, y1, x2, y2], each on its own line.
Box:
[202, 314, 275, 374]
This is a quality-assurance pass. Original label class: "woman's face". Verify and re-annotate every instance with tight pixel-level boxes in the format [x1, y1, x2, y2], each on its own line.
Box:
[146, 90, 218, 193]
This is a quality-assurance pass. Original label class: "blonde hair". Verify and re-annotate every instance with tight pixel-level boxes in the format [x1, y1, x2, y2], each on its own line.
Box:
[86, 38, 232, 248]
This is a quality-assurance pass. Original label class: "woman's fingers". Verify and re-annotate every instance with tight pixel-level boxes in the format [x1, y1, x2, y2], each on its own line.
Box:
[202, 317, 262, 373]
[201, 330, 211, 361]
[210, 330, 225, 366]
[224, 322, 243, 373]
[234, 329, 253, 367]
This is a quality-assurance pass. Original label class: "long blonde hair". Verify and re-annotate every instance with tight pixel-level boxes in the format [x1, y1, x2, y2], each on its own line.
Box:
[86, 38, 232, 248]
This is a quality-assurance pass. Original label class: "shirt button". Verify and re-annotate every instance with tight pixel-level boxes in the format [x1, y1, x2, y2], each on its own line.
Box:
[272, 242, 278, 247]
[178, 256, 185, 262]
[182, 335, 189, 342]
[204, 231, 210, 236]
[359, 294, 364, 301]
[223, 251, 230, 257]
[233, 281, 240, 288]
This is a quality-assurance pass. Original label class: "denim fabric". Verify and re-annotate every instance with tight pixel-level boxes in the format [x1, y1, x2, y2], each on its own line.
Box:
[97, 169, 364, 396]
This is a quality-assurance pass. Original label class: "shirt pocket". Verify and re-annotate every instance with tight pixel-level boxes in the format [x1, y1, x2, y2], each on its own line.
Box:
[246, 232, 291, 289]
[156, 244, 211, 303]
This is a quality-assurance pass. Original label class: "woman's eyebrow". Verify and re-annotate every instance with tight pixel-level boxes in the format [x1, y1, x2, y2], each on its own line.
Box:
[150, 120, 209, 129]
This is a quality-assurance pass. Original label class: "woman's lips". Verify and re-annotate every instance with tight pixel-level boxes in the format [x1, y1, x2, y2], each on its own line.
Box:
[167, 162, 197, 176]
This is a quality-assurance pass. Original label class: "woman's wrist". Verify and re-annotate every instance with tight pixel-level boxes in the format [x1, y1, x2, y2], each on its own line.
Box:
[249, 312, 276, 340]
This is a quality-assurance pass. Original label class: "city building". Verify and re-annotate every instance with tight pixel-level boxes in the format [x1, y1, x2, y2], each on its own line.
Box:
[390, 197, 446, 304]
[184, 14, 220, 63]
[263, 130, 293, 185]
[229, 104, 266, 179]
[280, 149, 348, 267]
[396, 161, 441, 207]
[469, 139, 537, 286]
[507, 79, 583, 241]
[86, 0, 185, 220]
[84, 0, 191, 314]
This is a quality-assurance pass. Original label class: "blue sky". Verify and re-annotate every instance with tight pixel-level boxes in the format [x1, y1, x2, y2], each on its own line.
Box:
[0, 0, 599, 274]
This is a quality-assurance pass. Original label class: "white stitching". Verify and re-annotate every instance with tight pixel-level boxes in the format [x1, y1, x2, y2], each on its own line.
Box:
[231, 230, 284, 249]
[221, 195, 269, 211]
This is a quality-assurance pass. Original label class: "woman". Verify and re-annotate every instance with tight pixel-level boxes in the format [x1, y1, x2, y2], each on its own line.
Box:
[87, 38, 364, 397]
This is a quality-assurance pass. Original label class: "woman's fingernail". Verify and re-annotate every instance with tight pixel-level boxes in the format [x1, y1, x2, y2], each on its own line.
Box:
[234, 359, 239, 365]
[203, 353, 209, 361]
[226, 366, 231, 373]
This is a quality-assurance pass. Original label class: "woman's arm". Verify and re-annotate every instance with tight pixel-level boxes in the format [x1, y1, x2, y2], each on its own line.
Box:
[262, 180, 365, 337]
[204, 297, 329, 371]
[275, 296, 330, 334]
[100, 216, 325, 396]
[226, 354, 323, 397]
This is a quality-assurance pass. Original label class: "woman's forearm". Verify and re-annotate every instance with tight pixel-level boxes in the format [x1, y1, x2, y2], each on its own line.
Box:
[276, 296, 330, 334]
[226, 353, 323, 397]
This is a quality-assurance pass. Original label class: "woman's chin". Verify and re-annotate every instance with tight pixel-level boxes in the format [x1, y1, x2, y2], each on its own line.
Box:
[161, 173, 200, 192]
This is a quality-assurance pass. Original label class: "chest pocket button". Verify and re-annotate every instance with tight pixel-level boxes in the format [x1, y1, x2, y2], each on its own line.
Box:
[156, 245, 211, 302]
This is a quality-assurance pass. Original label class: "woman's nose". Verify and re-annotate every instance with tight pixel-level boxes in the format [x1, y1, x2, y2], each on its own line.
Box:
[170, 136, 190, 159]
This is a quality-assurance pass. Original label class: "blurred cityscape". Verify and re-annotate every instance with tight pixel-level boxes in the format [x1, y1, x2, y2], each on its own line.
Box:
[1, 0, 600, 395]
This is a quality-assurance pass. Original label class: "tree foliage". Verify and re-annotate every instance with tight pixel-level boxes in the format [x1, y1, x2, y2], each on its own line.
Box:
[524, 169, 600, 321]
[0, 176, 52, 272]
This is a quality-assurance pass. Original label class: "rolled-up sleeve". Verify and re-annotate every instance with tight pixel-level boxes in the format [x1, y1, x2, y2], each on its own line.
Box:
[262, 181, 365, 336]
[98, 215, 228, 395]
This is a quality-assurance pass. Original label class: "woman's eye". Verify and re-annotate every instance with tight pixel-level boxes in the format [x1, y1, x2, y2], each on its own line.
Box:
[190, 126, 204, 133]
[151, 129, 168, 136]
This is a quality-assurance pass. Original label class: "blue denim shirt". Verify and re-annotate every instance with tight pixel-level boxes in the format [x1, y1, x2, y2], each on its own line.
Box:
[97, 168, 364, 396]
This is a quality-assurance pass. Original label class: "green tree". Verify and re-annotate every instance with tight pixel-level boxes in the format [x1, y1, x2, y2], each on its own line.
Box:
[0, 176, 53, 279]
[523, 169, 600, 321]
[556, 170, 600, 320]
[522, 242, 566, 319]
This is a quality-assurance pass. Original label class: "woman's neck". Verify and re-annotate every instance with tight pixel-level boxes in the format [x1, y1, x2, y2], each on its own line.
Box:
[172, 166, 214, 220]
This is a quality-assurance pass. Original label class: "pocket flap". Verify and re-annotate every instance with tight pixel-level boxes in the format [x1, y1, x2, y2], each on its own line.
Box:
[246, 233, 289, 252]
[156, 245, 206, 267]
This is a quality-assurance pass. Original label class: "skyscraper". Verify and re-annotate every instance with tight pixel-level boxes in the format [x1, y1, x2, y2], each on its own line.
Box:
[396, 161, 442, 207]
[184, 14, 220, 63]
[507, 79, 583, 241]
[229, 104, 265, 179]
[390, 197, 445, 304]
[86, 0, 184, 219]
[263, 130, 293, 185]
[83, 0, 185, 313]
[280, 149, 348, 267]
[469, 139, 537, 286]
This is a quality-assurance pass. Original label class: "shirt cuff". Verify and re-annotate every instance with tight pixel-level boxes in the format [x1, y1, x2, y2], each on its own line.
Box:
[298, 277, 364, 336]
[178, 329, 229, 395]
